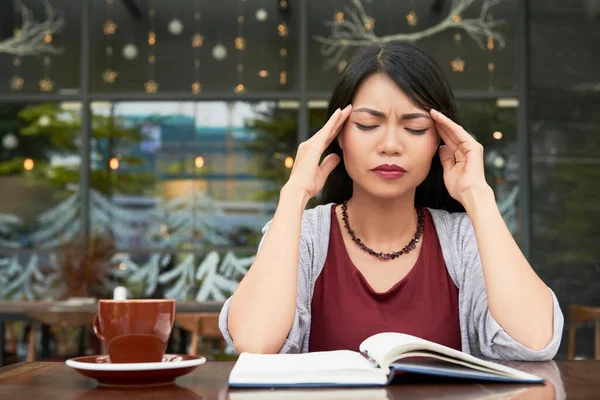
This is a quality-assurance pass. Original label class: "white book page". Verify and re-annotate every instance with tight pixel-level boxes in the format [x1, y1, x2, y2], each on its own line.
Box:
[229, 350, 387, 385]
[359, 333, 541, 380]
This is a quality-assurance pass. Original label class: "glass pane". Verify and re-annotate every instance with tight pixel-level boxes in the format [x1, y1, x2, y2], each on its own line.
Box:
[457, 100, 520, 240]
[90, 101, 298, 250]
[0, 0, 81, 95]
[308, 0, 518, 92]
[0, 102, 82, 249]
[90, 0, 297, 93]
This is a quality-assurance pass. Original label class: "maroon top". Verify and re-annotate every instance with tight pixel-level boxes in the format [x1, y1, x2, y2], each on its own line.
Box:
[308, 205, 461, 352]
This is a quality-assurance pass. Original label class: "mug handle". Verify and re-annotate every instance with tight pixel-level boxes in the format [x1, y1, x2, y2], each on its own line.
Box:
[92, 314, 105, 342]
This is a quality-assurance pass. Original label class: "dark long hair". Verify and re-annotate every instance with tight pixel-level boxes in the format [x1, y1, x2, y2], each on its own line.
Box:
[319, 41, 465, 213]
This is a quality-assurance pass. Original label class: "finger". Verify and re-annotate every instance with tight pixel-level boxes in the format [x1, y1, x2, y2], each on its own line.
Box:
[436, 125, 459, 152]
[315, 104, 352, 147]
[318, 153, 341, 178]
[430, 109, 474, 144]
[438, 145, 454, 171]
[453, 147, 466, 163]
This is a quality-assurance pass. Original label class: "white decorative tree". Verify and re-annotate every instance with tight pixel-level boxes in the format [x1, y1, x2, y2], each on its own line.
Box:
[0, 254, 46, 300]
[158, 254, 197, 300]
[195, 251, 251, 302]
[218, 251, 254, 280]
[0, 213, 22, 248]
[314, 0, 506, 69]
[150, 190, 232, 248]
[0, 0, 65, 56]
[29, 191, 80, 248]
[112, 252, 172, 298]
[91, 190, 149, 239]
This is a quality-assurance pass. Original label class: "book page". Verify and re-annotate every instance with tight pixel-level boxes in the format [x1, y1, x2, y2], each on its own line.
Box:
[359, 333, 542, 381]
[232, 350, 376, 374]
[228, 350, 389, 386]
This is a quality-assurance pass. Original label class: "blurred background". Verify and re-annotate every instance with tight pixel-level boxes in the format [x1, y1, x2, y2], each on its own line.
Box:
[0, 0, 598, 364]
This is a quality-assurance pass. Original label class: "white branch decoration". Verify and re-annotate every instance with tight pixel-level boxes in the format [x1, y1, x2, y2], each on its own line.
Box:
[0, 0, 66, 56]
[314, 0, 505, 69]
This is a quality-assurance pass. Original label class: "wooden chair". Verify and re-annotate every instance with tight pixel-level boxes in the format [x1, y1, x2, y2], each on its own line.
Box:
[567, 304, 600, 360]
[26, 310, 101, 362]
[175, 312, 225, 357]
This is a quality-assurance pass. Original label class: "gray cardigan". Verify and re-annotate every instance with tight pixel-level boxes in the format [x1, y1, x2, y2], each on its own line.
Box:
[219, 203, 564, 360]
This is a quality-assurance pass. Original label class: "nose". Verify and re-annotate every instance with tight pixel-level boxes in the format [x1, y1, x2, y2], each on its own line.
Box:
[377, 125, 404, 157]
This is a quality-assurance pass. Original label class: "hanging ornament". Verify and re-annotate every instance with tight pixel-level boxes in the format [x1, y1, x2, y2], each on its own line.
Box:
[103, 19, 117, 35]
[212, 44, 228, 61]
[450, 57, 465, 72]
[234, 36, 246, 50]
[406, 11, 418, 27]
[192, 81, 201, 94]
[39, 78, 54, 92]
[233, 83, 246, 93]
[191, 34, 204, 48]
[2, 133, 18, 150]
[10, 76, 24, 91]
[168, 18, 184, 35]
[144, 79, 159, 94]
[277, 23, 289, 37]
[122, 43, 138, 60]
[39, 115, 51, 127]
[256, 9, 268, 22]
[102, 69, 118, 83]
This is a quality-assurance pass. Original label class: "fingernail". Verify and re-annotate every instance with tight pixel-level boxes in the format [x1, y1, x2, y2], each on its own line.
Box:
[430, 109, 438, 115]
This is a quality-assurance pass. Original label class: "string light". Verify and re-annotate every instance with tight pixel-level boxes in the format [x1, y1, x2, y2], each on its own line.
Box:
[406, 11, 418, 27]
[102, 0, 118, 84]
[451, 28, 465, 73]
[145, 5, 158, 93]
[278, 9, 289, 87]
[10, 1, 23, 91]
[234, 0, 246, 93]
[39, 56, 54, 91]
[284, 156, 294, 169]
[487, 14, 495, 91]
[195, 156, 205, 169]
[335, 12, 344, 24]
[493, 131, 503, 140]
[191, 0, 202, 93]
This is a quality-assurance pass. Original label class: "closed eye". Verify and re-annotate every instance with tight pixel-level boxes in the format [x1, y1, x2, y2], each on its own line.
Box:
[405, 128, 428, 135]
[356, 123, 378, 131]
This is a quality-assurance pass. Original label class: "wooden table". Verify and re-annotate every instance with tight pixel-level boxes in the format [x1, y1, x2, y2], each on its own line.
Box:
[0, 301, 224, 366]
[2, 360, 598, 399]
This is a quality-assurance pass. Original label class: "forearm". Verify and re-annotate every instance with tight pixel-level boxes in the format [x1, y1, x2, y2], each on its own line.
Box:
[462, 186, 554, 351]
[228, 184, 309, 354]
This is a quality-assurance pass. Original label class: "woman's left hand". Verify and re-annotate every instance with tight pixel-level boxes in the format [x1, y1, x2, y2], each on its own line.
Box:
[429, 109, 491, 205]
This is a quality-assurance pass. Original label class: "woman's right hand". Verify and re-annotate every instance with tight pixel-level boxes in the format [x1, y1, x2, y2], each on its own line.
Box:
[284, 105, 353, 200]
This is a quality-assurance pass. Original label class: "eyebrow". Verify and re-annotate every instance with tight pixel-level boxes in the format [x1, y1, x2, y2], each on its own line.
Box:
[352, 107, 432, 120]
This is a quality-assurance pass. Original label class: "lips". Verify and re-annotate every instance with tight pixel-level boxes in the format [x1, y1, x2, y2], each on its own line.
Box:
[371, 164, 406, 179]
[371, 164, 406, 172]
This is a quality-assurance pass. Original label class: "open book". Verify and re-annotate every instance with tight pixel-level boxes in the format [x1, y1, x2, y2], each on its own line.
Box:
[228, 333, 544, 387]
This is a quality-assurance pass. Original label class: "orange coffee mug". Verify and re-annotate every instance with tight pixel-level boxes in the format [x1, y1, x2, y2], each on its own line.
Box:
[92, 299, 175, 363]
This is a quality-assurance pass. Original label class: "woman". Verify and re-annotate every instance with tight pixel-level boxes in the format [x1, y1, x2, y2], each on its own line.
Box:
[219, 41, 563, 360]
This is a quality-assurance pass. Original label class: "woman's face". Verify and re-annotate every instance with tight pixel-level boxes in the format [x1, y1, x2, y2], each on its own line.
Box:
[338, 73, 440, 199]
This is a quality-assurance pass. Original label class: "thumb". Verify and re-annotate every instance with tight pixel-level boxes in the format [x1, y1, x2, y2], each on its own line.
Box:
[318, 153, 341, 178]
[439, 145, 454, 171]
